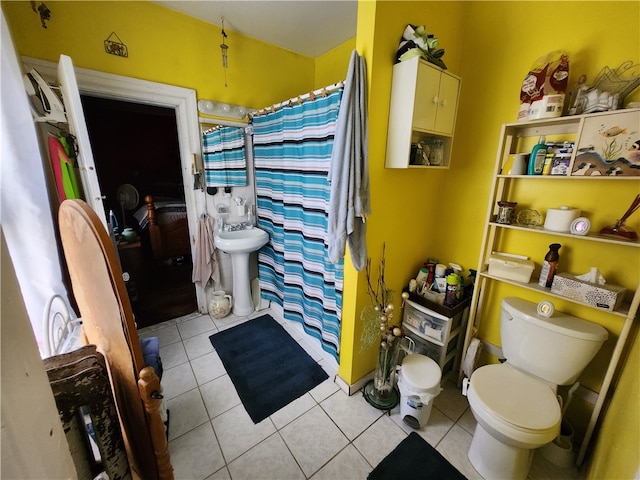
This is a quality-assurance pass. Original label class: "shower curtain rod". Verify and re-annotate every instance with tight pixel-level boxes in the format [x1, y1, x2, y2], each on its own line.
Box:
[250, 80, 345, 118]
[198, 116, 250, 135]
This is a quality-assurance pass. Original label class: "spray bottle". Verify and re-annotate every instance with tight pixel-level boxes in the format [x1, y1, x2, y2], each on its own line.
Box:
[538, 243, 561, 288]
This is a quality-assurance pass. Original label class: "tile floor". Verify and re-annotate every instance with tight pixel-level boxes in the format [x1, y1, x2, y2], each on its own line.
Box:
[139, 307, 583, 480]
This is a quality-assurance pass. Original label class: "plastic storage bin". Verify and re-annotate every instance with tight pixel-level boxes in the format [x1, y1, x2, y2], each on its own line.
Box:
[398, 354, 442, 429]
[487, 253, 535, 283]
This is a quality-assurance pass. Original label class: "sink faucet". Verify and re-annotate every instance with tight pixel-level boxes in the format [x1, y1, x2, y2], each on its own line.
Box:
[224, 222, 245, 232]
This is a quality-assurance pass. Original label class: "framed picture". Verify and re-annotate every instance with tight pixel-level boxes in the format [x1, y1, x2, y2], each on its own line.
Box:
[571, 109, 640, 176]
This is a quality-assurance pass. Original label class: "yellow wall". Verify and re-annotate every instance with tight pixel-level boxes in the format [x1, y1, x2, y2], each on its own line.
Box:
[338, 0, 469, 384]
[2, 0, 316, 109]
[587, 331, 639, 479]
[315, 38, 356, 89]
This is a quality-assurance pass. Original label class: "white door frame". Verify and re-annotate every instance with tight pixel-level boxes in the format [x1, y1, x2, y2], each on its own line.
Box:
[22, 56, 208, 313]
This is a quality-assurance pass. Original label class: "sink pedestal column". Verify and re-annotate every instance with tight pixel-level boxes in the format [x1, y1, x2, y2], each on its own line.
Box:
[230, 252, 254, 316]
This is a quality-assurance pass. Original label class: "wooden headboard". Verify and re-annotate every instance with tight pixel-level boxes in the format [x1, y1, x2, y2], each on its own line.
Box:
[145, 195, 191, 260]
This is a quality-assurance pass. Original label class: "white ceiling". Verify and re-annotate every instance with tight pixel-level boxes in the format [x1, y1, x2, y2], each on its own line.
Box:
[154, 0, 357, 58]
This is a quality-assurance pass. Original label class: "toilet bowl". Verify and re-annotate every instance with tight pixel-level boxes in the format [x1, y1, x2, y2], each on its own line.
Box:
[466, 297, 608, 480]
[468, 363, 561, 479]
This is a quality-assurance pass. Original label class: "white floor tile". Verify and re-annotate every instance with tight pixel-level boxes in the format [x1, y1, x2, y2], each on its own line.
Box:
[190, 351, 227, 385]
[269, 392, 317, 429]
[212, 404, 276, 463]
[142, 323, 181, 346]
[437, 423, 482, 480]
[183, 332, 216, 360]
[160, 341, 189, 370]
[162, 362, 197, 400]
[212, 313, 248, 331]
[227, 433, 304, 480]
[352, 414, 408, 468]
[167, 388, 210, 441]
[308, 377, 340, 404]
[434, 379, 469, 422]
[200, 374, 241, 419]
[169, 422, 224, 480]
[457, 406, 477, 435]
[320, 389, 383, 440]
[205, 466, 231, 480]
[280, 405, 349, 477]
[310, 444, 372, 480]
[177, 315, 216, 339]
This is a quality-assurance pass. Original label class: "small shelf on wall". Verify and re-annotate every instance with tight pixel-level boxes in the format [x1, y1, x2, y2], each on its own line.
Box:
[385, 57, 461, 169]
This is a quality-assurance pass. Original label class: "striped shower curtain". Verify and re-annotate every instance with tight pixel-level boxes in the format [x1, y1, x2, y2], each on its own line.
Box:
[253, 89, 344, 361]
[203, 126, 247, 187]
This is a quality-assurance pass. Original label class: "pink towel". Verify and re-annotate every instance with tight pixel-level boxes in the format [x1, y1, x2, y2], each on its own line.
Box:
[192, 216, 220, 288]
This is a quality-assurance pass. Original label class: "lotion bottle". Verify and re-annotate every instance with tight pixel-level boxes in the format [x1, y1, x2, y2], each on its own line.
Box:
[528, 136, 547, 175]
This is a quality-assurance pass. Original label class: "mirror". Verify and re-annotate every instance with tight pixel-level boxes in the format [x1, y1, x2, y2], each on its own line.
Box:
[201, 124, 248, 187]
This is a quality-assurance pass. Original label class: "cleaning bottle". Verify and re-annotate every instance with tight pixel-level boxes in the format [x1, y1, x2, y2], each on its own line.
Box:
[528, 136, 548, 175]
[538, 243, 561, 288]
[444, 273, 459, 307]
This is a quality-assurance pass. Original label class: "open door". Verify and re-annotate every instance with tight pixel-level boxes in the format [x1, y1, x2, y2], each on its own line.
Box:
[22, 54, 207, 315]
[57, 55, 107, 227]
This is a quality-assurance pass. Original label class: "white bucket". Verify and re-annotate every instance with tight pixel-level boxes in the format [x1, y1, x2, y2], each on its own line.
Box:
[398, 354, 442, 429]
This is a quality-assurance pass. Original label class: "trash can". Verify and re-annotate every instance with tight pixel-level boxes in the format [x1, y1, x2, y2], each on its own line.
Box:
[398, 354, 442, 429]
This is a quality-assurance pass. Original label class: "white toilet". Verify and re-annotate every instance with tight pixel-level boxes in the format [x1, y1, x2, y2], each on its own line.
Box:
[466, 297, 608, 480]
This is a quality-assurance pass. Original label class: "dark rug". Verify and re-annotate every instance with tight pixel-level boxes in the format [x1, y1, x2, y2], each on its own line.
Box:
[209, 314, 328, 423]
[368, 432, 467, 480]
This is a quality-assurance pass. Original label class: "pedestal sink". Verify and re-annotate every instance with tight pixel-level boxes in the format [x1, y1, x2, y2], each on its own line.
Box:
[214, 228, 269, 316]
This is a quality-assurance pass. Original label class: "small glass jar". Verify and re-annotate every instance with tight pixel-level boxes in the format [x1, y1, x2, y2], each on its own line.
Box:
[496, 201, 517, 224]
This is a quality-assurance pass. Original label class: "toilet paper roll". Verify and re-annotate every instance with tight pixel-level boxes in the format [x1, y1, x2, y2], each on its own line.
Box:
[462, 338, 483, 378]
[544, 206, 581, 232]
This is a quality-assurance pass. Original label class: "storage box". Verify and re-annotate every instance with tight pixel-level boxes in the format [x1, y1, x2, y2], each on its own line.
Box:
[404, 300, 452, 344]
[550, 273, 626, 311]
[487, 254, 535, 283]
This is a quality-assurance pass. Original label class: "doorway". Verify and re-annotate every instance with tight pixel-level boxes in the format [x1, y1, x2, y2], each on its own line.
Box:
[81, 95, 197, 327]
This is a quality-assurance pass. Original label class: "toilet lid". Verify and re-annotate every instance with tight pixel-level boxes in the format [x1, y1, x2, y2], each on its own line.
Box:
[470, 364, 561, 431]
[401, 354, 441, 390]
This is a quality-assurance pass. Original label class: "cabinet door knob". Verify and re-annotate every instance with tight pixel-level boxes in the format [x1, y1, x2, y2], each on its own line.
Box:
[432, 96, 439, 104]
[440, 100, 447, 107]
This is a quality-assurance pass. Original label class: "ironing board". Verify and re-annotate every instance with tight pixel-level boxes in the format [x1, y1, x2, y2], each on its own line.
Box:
[58, 199, 173, 480]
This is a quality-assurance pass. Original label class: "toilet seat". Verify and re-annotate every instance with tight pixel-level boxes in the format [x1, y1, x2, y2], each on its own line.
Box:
[469, 363, 561, 436]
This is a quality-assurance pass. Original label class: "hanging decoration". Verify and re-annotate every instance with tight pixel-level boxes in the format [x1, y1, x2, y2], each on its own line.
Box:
[220, 18, 229, 87]
[30, 1, 51, 28]
[104, 32, 128, 58]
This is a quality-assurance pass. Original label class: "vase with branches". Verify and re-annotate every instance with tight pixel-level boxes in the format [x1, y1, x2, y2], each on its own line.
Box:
[361, 243, 405, 410]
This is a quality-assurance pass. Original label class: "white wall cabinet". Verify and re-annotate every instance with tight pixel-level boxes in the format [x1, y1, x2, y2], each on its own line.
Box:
[385, 56, 461, 169]
[459, 108, 640, 467]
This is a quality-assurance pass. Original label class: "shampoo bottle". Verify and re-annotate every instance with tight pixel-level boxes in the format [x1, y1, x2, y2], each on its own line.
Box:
[528, 136, 547, 175]
[538, 243, 561, 288]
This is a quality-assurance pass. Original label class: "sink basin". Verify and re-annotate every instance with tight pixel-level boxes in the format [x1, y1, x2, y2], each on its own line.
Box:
[214, 228, 269, 316]
[214, 228, 269, 254]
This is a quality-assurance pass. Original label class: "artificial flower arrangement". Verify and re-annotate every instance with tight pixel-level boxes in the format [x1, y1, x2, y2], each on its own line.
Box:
[360, 244, 407, 408]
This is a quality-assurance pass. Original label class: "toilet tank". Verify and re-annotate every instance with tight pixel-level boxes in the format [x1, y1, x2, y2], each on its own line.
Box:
[501, 297, 608, 385]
